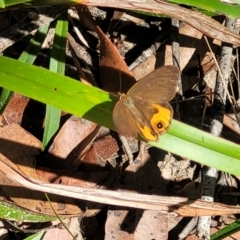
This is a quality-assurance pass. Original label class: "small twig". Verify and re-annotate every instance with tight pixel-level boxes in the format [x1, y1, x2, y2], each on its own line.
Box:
[210, 18, 236, 136]
[197, 17, 236, 240]
[128, 30, 171, 71]
[119, 135, 134, 163]
[4, 220, 53, 233]
[171, 18, 183, 122]
[0, 7, 65, 53]
[197, 167, 218, 240]
[237, 49, 240, 97]
[45, 193, 77, 240]
[171, 18, 181, 72]
[178, 217, 198, 240]
[67, 33, 98, 87]
[68, 8, 90, 48]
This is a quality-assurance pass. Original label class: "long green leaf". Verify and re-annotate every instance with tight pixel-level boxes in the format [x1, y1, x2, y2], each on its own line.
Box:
[0, 23, 50, 114]
[169, 0, 240, 17]
[1, 0, 240, 18]
[0, 0, 4, 8]
[211, 218, 240, 239]
[0, 56, 240, 175]
[42, 13, 68, 150]
[0, 200, 56, 222]
[24, 231, 45, 240]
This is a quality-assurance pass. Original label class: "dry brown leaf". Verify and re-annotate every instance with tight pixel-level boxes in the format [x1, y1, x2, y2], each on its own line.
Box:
[98, 24, 136, 93]
[4, 93, 29, 125]
[78, 6, 136, 93]
[163, 23, 211, 70]
[223, 114, 240, 135]
[132, 54, 157, 81]
[42, 228, 72, 240]
[46, 117, 98, 170]
[105, 143, 169, 239]
[0, 124, 82, 215]
[134, 212, 168, 240]
[36, 167, 110, 188]
[80, 134, 119, 171]
[82, 0, 240, 46]
[0, 123, 43, 180]
[1, 155, 240, 217]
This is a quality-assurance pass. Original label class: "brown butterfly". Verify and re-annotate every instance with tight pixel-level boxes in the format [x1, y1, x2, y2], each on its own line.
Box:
[113, 65, 179, 141]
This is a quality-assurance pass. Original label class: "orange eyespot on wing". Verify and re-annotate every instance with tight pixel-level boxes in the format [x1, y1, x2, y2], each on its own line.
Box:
[150, 103, 172, 135]
[112, 66, 178, 142]
[135, 103, 172, 141]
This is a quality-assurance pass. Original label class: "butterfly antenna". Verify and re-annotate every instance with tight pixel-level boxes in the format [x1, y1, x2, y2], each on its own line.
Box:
[119, 70, 122, 94]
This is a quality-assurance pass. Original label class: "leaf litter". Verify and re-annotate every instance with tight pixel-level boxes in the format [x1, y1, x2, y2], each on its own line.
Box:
[1, 3, 240, 240]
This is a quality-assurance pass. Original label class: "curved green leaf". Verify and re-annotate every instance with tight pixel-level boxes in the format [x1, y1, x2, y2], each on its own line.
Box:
[0, 56, 240, 175]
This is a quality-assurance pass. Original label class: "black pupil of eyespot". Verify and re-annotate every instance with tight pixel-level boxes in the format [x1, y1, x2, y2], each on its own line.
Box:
[157, 122, 163, 129]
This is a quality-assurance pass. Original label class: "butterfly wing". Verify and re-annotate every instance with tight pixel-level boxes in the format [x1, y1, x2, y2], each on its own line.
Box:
[113, 66, 179, 141]
[113, 97, 159, 141]
[113, 97, 172, 141]
[132, 99, 173, 140]
[113, 99, 139, 138]
[127, 66, 179, 102]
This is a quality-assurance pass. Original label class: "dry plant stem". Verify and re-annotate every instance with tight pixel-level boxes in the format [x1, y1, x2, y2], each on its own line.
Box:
[68, 34, 88, 82]
[119, 135, 134, 163]
[197, 167, 218, 240]
[83, 0, 240, 46]
[4, 220, 54, 233]
[237, 49, 240, 97]
[178, 217, 198, 240]
[45, 193, 77, 239]
[128, 30, 170, 71]
[2, 155, 240, 216]
[204, 39, 240, 126]
[128, 42, 160, 71]
[67, 33, 97, 86]
[171, 18, 180, 67]
[171, 18, 182, 96]
[68, 8, 90, 48]
[171, 18, 182, 122]
[211, 18, 235, 136]
[106, 10, 126, 35]
[197, 17, 235, 240]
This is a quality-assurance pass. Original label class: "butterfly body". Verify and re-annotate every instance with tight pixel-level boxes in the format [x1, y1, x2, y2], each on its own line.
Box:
[113, 66, 179, 142]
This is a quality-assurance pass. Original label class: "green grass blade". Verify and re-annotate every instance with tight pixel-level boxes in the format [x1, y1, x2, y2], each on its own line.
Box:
[42, 13, 68, 150]
[1, 0, 240, 18]
[0, 56, 240, 175]
[169, 0, 240, 18]
[24, 231, 45, 240]
[45, 193, 76, 239]
[0, 0, 5, 8]
[43, 105, 61, 149]
[0, 0, 78, 8]
[1, 0, 31, 7]
[0, 200, 56, 222]
[49, 13, 68, 74]
[151, 121, 240, 175]
[19, 23, 50, 63]
[0, 23, 50, 114]
[211, 218, 240, 239]
[0, 56, 112, 127]
[0, 89, 13, 114]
